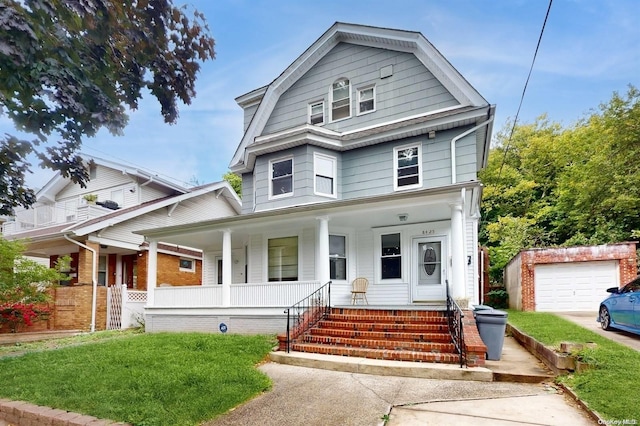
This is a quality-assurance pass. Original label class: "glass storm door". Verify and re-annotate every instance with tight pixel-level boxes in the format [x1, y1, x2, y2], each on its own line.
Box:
[412, 237, 446, 302]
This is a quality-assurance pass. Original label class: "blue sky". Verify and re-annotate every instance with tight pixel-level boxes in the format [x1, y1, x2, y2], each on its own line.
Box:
[4, 0, 639, 189]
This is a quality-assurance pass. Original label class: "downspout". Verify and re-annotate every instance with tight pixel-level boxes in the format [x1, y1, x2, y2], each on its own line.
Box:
[64, 234, 98, 332]
[451, 116, 494, 184]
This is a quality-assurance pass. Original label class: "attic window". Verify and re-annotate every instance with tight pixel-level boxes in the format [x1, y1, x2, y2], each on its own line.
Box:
[331, 78, 350, 121]
[309, 101, 324, 125]
[89, 164, 97, 180]
[357, 86, 375, 115]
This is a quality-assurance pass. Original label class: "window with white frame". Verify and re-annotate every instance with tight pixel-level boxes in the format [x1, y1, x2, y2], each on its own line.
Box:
[357, 86, 375, 115]
[394, 144, 422, 190]
[179, 258, 195, 272]
[314, 153, 336, 197]
[270, 157, 293, 198]
[329, 235, 347, 280]
[381, 233, 401, 279]
[268, 236, 298, 281]
[309, 101, 324, 125]
[331, 78, 350, 121]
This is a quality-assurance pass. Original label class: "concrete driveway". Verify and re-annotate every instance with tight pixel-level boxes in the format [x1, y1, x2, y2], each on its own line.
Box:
[555, 311, 640, 351]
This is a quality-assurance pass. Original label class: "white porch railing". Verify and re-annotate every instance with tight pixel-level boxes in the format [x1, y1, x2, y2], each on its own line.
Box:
[151, 281, 321, 308]
[3, 204, 112, 235]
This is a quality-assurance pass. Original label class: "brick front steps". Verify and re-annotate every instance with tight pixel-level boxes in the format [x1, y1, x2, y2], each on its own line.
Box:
[280, 308, 483, 366]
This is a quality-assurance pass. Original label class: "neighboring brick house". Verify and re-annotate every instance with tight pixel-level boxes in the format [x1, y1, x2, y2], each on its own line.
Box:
[504, 243, 638, 312]
[2, 155, 240, 331]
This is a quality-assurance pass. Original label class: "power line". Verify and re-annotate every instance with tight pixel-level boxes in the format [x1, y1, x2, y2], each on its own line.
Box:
[498, 0, 553, 178]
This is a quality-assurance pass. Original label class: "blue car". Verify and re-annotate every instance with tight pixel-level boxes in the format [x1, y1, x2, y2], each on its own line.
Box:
[598, 276, 640, 335]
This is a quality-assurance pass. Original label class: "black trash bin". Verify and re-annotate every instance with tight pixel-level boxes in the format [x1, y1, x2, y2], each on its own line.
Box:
[475, 309, 508, 360]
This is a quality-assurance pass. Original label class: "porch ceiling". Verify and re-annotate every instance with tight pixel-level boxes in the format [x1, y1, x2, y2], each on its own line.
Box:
[140, 183, 479, 251]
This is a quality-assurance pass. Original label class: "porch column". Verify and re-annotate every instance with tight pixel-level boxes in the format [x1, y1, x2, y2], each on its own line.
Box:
[146, 239, 158, 307]
[316, 216, 330, 284]
[449, 202, 466, 304]
[222, 229, 232, 307]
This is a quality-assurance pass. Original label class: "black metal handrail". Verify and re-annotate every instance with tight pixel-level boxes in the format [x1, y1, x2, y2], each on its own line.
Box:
[284, 280, 331, 352]
[446, 280, 466, 368]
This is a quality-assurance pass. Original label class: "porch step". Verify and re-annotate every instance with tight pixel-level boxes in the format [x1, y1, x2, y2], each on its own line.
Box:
[300, 334, 455, 353]
[290, 342, 460, 364]
[289, 308, 460, 364]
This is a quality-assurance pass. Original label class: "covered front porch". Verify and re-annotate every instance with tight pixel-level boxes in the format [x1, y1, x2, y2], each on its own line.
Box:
[140, 183, 481, 334]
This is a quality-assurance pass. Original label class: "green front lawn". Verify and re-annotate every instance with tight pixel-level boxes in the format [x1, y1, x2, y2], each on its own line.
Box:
[507, 310, 640, 421]
[0, 331, 275, 425]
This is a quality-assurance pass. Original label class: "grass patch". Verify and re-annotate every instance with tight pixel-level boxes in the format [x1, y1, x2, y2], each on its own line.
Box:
[0, 332, 275, 425]
[507, 310, 640, 421]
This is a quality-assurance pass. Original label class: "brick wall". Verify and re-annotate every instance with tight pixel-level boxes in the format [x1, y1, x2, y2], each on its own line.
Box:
[136, 251, 202, 290]
[52, 285, 108, 331]
[516, 242, 637, 311]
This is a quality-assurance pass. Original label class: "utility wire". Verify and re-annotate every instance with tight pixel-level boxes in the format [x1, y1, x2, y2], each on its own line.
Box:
[498, 0, 553, 178]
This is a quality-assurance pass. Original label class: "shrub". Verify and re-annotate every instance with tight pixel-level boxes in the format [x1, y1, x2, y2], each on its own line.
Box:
[485, 288, 509, 309]
[0, 302, 51, 333]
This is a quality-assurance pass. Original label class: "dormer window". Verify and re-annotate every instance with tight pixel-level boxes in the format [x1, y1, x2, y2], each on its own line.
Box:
[270, 157, 293, 199]
[309, 101, 324, 125]
[331, 78, 351, 121]
[357, 86, 375, 115]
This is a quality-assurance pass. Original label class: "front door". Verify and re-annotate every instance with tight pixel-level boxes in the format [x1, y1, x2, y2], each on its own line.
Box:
[412, 237, 446, 302]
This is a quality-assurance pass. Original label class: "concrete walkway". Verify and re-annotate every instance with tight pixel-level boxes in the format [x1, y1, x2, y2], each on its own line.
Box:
[205, 337, 594, 426]
[555, 311, 640, 351]
[205, 361, 594, 426]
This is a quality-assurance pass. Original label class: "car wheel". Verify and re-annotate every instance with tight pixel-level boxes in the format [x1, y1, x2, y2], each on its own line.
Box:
[600, 306, 612, 331]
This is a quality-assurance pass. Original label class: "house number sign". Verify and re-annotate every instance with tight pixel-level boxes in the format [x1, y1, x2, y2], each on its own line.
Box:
[422, 229, 435, 235]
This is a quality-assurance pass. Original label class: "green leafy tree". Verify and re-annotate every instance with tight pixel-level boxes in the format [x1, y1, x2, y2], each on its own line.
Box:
[223, 171, 242, 197]
[480, 86, 640, 282]
[0, 0, 216, 215]
[0, 238, 65, 305]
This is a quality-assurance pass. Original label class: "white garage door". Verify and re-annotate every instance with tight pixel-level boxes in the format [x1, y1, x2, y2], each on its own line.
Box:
[535, 261, 619, 312]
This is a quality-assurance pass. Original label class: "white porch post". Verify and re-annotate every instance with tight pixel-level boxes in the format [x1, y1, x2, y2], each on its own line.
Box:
[146, 239, 158, 307]
[450, 202, 466, 305]
[222, 229, 232, 307]
[316, 217, 330, 284]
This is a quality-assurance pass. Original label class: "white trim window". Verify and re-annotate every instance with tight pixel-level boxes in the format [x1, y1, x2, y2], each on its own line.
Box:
[357, 85, 375, 115]
[329, 235, 347, 281]
[331, 78, 351, 121]
[110, 189, 124, 208]
[393, 144, 422, 190]
[381, 233, 401, 280]
[309, 101, 324, 125]
[179, 258, 196, 273]
[268, 236, 298, 281]
[269, 157, 293, 198]
[314, 153, 336, 197]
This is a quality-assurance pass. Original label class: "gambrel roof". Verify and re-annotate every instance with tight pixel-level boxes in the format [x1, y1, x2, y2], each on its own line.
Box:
[230, 22, 491, 172]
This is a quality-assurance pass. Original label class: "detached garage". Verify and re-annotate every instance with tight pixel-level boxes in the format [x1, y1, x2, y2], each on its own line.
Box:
[504, 243, 637, 312]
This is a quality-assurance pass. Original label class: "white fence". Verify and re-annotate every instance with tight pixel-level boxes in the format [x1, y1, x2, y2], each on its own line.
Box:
[152, 281, 321, 308]
[107, 285, 147, 330]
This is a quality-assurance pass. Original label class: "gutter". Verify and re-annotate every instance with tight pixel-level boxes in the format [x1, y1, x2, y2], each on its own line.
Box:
[64, 234, 98, 332]
[451, 115, 494, 184]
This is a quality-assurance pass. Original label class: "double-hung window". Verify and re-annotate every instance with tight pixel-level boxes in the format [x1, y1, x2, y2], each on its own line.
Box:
[268, 236, 298, 281]
[314, 153, 336, 197]
[309, 101, 324, 125]
[270, 157, 293, 198]
[394, 144, 422, 190]
[331, 78, 351, 121]
[329, 235, 347, 280]
[381, 233, 401, 279]
[357, 86, 375, 115]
